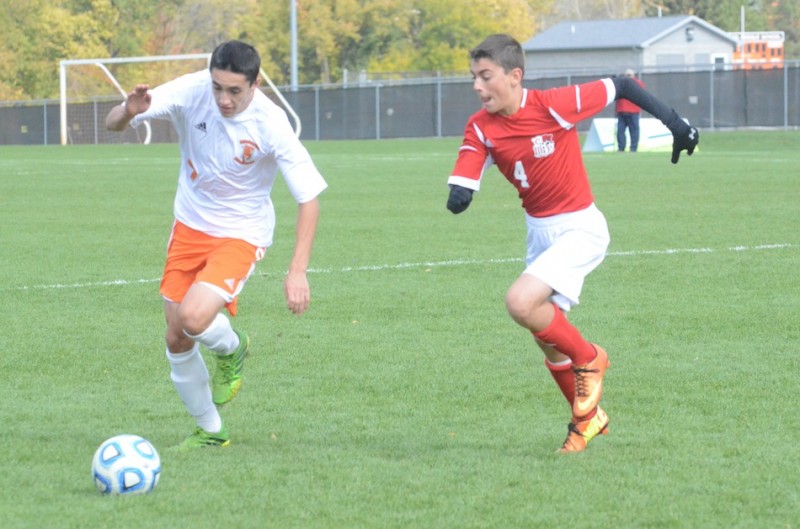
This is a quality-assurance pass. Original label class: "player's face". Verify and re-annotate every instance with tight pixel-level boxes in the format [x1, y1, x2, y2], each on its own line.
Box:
[470, 59, 522, 116]
[211, 69, 259, 117]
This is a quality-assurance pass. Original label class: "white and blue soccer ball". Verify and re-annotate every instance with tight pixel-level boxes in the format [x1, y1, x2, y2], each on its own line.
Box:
[92, 434, 161, 495]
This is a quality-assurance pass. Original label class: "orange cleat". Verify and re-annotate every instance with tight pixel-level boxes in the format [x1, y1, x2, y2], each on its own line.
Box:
[572, 344, 610, 420]
[558, 406, 610, 453]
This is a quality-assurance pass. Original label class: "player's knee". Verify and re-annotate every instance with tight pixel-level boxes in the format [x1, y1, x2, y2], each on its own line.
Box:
[165, 330, 193, 354]
[505, 288, 533, 323]
[177, 303, 214, 336]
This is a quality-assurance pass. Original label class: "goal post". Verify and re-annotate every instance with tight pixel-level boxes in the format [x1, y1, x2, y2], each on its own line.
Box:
[59, 53, 301, 145]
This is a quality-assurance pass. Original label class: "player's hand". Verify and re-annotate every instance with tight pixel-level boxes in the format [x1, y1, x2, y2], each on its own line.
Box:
[447, 185, 473, 214]
[284, 271, 310, 315]
[124, 85, 152, 117]
[671, 125, 698, 164]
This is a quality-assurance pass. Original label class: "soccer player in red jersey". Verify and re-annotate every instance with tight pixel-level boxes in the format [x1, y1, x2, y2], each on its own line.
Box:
[446, 34, 698, 453]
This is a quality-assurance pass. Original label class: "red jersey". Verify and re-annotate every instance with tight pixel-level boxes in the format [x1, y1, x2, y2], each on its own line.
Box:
[449, 79, 615, 218]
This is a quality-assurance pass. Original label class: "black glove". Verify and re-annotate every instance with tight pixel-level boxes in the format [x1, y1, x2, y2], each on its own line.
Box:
[671, 125, 698, 164]
[666, 110, 699, 164]
[446, 185, 473, 214]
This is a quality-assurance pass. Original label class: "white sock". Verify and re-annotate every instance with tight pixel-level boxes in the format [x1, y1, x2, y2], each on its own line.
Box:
[545, 358, 573, 369]
[166, 345, 222, 433]
[184, 313, 240, 356]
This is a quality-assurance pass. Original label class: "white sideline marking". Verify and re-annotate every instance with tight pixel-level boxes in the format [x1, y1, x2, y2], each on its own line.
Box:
[10, 243, 794, 292]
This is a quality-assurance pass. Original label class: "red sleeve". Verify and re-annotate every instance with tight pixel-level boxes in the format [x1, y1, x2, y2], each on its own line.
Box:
[448, 116, 491, 191]
[540, 79, 614, 127]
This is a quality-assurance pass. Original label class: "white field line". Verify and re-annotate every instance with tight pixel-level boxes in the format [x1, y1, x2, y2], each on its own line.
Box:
[10, 243, 794, 292]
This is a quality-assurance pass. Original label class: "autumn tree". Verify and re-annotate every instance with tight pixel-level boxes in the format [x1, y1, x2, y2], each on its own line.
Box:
[368, 0, 553, 78]
[642, 0, 768, 29]
[1, 0, 796, 100]
[0, 1, 31, 99]
[547, 0, 644, 21]
[0, 0, 117, 99]
[768, 0, 799, 58]
[211, 0, 552, 85]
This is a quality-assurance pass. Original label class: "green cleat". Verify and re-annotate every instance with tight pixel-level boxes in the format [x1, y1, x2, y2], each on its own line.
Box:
[212, 330, 249, 406]
[174, 425, 230, 450]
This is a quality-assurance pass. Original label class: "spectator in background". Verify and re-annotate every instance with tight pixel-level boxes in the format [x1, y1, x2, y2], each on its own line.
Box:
[616, 69, 646, 152]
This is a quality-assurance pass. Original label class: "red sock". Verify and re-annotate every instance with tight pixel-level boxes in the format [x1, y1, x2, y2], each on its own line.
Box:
[533, 304, 596, 365]
[545, 359, 574, 405]
[544, 358, 597, 420]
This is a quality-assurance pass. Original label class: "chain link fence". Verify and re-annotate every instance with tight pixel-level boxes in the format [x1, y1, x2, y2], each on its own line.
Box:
[1, 62, 797, 146]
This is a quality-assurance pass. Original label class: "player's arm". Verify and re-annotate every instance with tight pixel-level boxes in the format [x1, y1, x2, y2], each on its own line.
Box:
[447, 124, 488, 214]
[284, 197, 320, 316]
[611, 76, 699, 163]
[106, 85, 151, 131]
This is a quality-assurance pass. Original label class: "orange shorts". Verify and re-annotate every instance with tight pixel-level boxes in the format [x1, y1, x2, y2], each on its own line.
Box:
[160, 220, 265, 316]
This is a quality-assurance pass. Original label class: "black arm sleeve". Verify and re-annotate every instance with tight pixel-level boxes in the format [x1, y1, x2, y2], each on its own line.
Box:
[612, 77, 689, 135]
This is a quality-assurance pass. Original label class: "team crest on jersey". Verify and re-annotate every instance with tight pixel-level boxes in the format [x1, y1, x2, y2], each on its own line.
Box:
[234, 140, 259, 165]
[531, 134, 555, 158]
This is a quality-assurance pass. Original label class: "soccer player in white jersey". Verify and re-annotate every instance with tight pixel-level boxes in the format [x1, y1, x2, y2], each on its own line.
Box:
[106, 41, 328, 449]
[446, 34, 697, 452]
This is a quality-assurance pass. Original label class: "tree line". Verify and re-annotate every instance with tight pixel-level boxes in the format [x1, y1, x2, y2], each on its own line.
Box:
[1, 0, 796, 101]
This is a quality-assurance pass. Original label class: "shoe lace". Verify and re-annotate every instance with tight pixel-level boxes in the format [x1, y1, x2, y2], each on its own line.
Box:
[192, 428, 224, 445]
[216, 352, 238, 377]
[561, 422, 582, 449]
[573, 365, 599, 397]
[567, 422, 581, 435]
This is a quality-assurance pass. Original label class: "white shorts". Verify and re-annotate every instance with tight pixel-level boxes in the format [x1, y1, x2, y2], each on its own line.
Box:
[523, 203, 610, 311]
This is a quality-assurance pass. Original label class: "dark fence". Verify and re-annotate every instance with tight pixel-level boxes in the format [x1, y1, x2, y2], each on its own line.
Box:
[1, 62, 797, 146]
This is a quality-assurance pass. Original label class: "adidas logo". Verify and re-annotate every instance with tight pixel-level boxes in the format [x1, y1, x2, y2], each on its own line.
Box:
[194, 122, 207, 133]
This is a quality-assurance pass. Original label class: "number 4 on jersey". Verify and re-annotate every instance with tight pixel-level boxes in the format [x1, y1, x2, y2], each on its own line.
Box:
[514, 161, 530, 188]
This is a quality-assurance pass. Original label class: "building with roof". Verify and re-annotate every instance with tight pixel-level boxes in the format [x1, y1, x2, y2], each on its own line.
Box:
[521, 15, 739, 76]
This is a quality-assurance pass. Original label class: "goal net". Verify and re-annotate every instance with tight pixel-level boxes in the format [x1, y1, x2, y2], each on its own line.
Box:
[59, 54, 301, 145]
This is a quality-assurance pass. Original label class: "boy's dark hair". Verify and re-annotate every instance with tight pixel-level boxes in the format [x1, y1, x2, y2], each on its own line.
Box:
[209, 41, 261, 84]
[469, 34, 525, 75]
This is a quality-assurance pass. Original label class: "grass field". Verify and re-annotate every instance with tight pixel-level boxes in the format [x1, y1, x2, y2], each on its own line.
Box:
[1, 130, 799, 528]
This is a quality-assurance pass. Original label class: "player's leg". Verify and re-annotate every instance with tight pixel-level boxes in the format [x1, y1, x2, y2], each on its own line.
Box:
[506, 274, 596, 366]
[533, 299, 609, 420]
[180, 283, 249, 406]
[534, 309, 610, 452]
[186, 237, 262, 405]
[506, 273, 600, 417]
[508, 277, 608, 451]
[538, 317, 610, 449]
[514, 213, 589, 394]
[159, 221, 244, 447]
[518, 206, 611, 437]
[630, 113, 641, 152]
[541, 347, 574, 405]
[164, 300, 229, 449]
[616, 116, 627, 152]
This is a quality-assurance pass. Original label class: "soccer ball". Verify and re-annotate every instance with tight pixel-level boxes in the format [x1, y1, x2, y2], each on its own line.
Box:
[92, 434, 161, 495]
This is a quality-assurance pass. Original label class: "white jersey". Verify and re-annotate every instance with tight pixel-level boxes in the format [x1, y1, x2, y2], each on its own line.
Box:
[130, 69, 327, 248]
